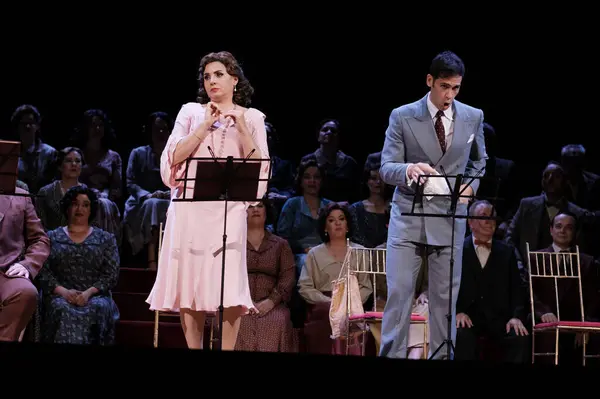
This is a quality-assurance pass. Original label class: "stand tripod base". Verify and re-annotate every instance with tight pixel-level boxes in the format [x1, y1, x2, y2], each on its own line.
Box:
[212, 306, 224, 351]
[428, 339, 455, 360]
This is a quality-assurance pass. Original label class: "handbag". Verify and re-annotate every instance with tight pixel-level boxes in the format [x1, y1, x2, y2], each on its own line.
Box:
[329, 245, 365, 339]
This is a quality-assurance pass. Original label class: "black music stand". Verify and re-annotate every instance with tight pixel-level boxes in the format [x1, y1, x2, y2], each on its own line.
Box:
[0, 140, 37, 198]
[401, 166, 501, 360]
[173, 151, 271, 351]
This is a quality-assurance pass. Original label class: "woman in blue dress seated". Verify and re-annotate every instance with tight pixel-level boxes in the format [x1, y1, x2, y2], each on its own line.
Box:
[36, 185, 120, 345]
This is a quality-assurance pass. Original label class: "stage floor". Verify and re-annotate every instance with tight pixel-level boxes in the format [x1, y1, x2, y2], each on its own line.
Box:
[2, 340, 596, 390]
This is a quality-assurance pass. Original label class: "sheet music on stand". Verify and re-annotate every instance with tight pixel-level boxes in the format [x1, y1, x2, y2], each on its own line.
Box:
[0, 139, 37, 198]
[402, 165, 502, 360]
[172, 148, 272, 350]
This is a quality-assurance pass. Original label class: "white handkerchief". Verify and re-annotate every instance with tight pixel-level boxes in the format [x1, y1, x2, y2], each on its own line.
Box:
[467, 134, 474, 143]
[423, 171, 451, 200]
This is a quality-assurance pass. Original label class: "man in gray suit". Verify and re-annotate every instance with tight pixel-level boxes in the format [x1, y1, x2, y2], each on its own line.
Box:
[379, 51, 487, 359]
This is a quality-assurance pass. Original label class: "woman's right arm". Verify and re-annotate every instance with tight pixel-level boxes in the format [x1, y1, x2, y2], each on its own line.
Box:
[172, 121, 211, 165]
[161, 104, 212, 189]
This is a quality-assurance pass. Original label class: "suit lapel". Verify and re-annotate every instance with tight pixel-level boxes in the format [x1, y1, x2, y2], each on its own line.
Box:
[526, 196, 545, 250]
[442, 101, 470, 165]
[464, 237, 483, 274]
[407, 95, 444, 165]
[483, 240, 502, 274]
[406, 96, 472, 168]
[0, 195, 12, 221]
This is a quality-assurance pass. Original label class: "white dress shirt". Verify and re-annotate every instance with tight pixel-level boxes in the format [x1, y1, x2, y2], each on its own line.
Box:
[406, 93, 455, 185]
[426, 92, 454, 149]
[472, 235, 492, 268]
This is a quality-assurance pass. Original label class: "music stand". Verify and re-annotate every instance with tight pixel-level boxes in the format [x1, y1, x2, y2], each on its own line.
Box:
[0, 140, 38, 198]
[401, 166, 501, 360]
[173, 150, 271, 351]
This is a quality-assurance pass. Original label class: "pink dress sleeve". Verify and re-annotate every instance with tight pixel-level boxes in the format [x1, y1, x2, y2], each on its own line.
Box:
[246, 109, 270, 201]
[160, 103, 193, 189]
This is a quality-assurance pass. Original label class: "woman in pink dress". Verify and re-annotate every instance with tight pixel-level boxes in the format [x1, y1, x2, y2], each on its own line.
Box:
[146, 51, 270, 350]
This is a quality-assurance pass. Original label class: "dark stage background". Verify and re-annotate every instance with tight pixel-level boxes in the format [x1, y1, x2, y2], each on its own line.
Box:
[2, 16, 596, 201]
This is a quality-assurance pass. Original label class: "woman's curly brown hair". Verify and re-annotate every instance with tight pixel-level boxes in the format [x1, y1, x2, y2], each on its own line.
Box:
[196, 51, 254, 107]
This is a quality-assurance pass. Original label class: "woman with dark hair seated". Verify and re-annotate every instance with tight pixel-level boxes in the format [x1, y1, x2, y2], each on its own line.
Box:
[297, 202, 372, 354]
[70, 109, 123, 244]
[36, 147, 85, 230]
[299, 118, 360, 203]
[235, 196, 296, 352]
[276, 159, 331, 277]
[349, 152, 392, 248]
[11, 104, 58, 194]
[36, 185, 120, 345]
[123, 112, 173, 269]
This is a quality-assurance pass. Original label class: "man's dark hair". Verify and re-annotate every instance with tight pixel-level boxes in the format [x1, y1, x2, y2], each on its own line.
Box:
[551, 210, 578, 231]
[430, 51, 465, 80]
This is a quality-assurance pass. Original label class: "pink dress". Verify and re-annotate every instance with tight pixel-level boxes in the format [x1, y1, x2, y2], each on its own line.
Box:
[146, 102, 270, 314]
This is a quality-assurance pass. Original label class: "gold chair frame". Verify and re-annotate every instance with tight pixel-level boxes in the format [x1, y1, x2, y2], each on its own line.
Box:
[526, 243, 600, 366]
[344, 246, 428, 358]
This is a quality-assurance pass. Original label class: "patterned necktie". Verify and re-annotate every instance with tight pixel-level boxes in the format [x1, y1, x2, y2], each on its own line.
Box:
[434, 110, 446, 153]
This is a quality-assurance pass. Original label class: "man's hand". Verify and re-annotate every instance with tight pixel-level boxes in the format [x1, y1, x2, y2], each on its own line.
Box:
[506, 318, 529, 336]
[456, 312, 473, 328]
[268, 192, 287, 201]
[5, 263, 29, 279]
[459, 184, 473, 204]
[407, 163, 437, 184]
[541, 313, 558, 323]
[255, 299, 275, 317]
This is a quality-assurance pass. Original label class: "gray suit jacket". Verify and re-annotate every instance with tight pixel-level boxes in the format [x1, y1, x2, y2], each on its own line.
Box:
[380, 94, 487, 246]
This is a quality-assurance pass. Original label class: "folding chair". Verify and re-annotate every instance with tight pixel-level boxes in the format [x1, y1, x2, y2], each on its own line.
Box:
[526, 243, 600, 365]
[345, 246, 428, 357]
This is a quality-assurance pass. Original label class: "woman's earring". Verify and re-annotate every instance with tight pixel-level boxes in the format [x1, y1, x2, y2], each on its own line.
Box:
[234, 85, 237, 92]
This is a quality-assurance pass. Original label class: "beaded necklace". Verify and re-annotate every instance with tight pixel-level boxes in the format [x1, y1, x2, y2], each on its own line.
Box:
[209, 104, 237, 158]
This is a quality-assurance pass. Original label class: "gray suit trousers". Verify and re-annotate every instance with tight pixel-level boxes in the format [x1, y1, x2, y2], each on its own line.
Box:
[379, 239, 463, 359]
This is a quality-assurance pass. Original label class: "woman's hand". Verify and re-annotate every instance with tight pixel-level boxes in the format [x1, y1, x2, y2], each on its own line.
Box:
[222, 108, 248, 134]
[56, 286, 81, 304]
[255, 299, 275, 317]
[203, 102, 221, 127]
[73, 289, 95, 307]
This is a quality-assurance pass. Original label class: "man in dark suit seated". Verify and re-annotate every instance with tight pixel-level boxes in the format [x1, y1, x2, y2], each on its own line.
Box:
[560, 144, 600, 213]
[0, 187, 50, 341]
[529, 211, 600, 365]
[506, 161, 596, 269]
[454, 200, 529, 363]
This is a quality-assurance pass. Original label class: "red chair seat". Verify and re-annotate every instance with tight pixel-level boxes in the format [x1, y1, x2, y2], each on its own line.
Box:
[349, 312, 426, 322]
[535, 321, 600, 330]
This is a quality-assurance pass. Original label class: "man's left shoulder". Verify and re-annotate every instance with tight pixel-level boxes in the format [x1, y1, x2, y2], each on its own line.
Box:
[14, 187, 31, 202]
[455, 100, 483, 121]
[492, 239, 514, 255]
[579, 251, 595, 265]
